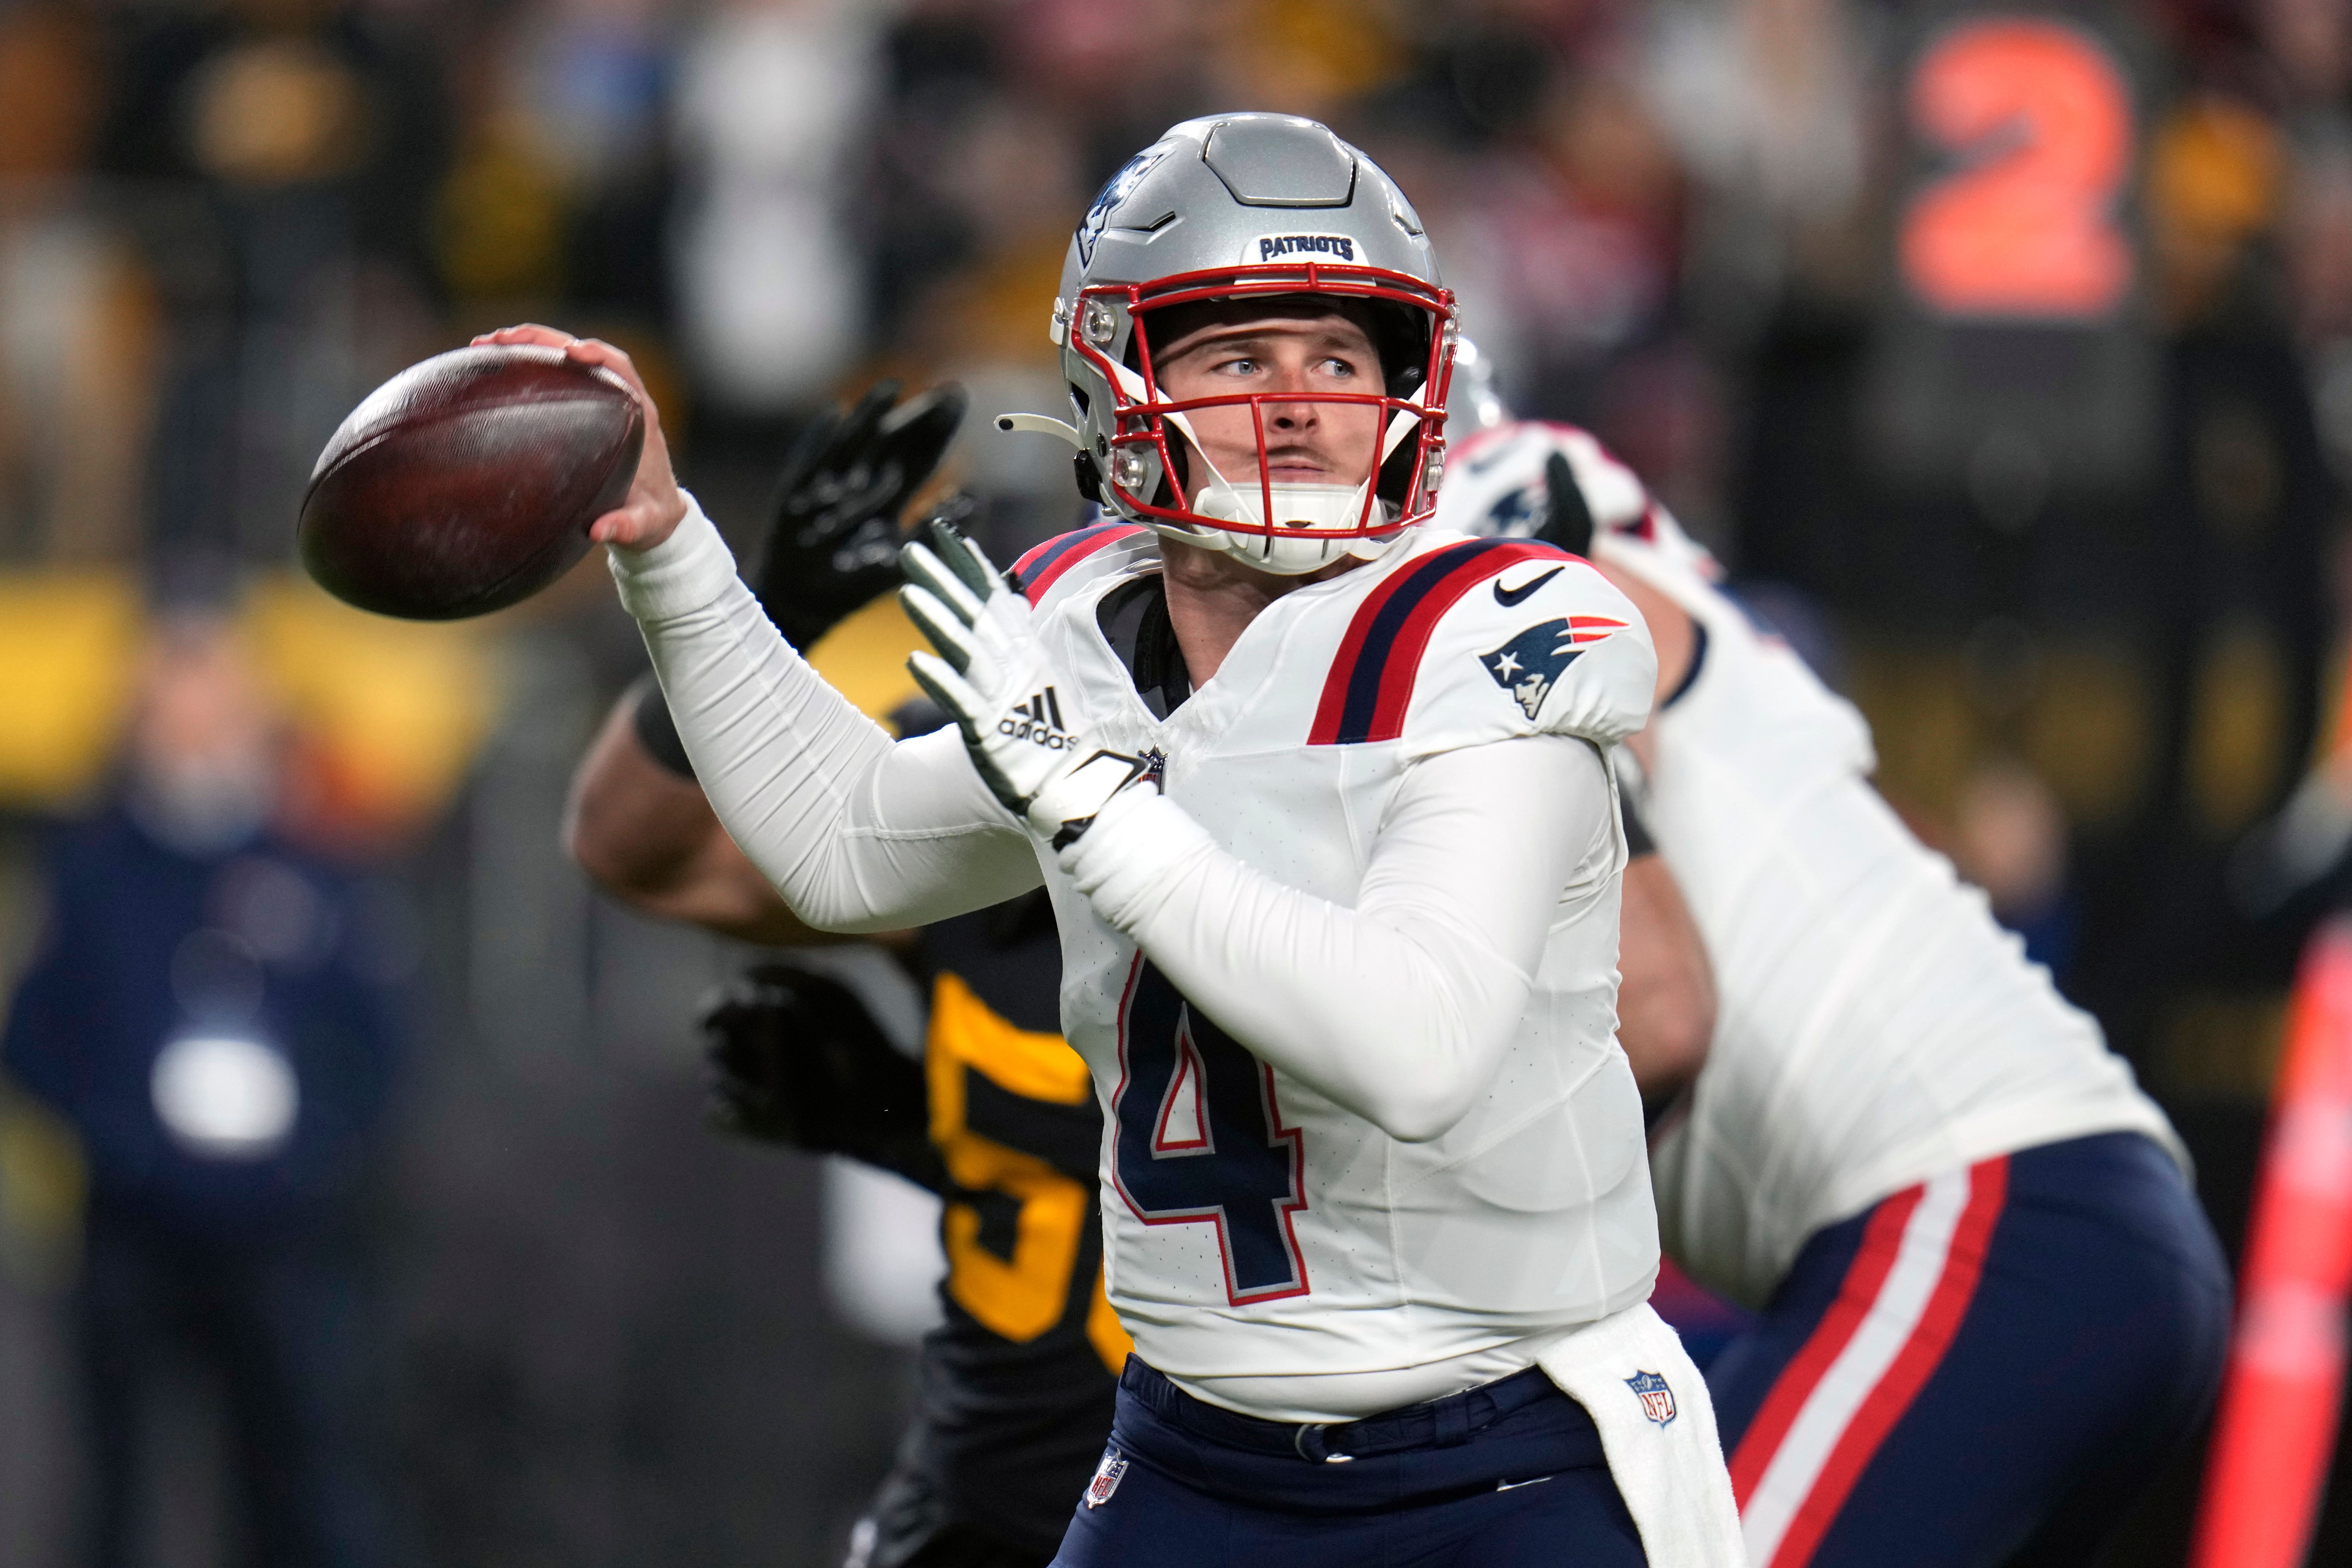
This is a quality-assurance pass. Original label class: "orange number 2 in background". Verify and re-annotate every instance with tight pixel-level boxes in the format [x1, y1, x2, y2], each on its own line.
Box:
[1901, 18, 2136, 320]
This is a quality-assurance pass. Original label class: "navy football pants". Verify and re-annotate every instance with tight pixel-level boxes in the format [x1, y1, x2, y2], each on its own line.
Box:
[1709, 1131, 2231, 1568]
[1048, 1359, 1646, 1567]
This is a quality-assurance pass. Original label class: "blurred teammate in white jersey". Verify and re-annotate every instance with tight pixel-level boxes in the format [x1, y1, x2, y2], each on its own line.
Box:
[1442, 422, 2231, 1568]
[490, 114, 1743, 1567]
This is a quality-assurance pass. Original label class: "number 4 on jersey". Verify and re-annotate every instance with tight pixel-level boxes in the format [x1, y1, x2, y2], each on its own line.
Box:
[1111, 958, 1311, 1304]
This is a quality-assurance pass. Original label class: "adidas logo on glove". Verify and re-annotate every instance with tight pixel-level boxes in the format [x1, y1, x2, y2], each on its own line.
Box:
[1000, 688, 1076, 750]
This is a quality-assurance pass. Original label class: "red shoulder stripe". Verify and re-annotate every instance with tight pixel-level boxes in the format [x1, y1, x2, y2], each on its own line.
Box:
[1307, 539, 1568, 745]
[1012, 523, 1149, 605]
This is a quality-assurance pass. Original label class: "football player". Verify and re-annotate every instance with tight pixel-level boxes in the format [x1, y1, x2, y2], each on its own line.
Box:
[1439, 422, 2233, 1568]
[567, 377, 1717, 1568]
[565, 382, 1126, 1568]
[499, 113, 1742, 1566]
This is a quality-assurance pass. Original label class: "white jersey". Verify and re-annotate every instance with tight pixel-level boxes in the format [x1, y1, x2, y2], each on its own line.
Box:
[1013, 521, 1665, 1402]
[1441, 426, 2185, 1307]
[613, 501, 1671, 1419]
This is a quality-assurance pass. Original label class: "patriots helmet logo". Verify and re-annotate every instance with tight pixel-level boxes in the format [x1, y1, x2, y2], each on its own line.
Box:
[1077, 146, 1169, 265]
[1479, 616, 1626, 720]
[1625, 1370, 1677, 1426]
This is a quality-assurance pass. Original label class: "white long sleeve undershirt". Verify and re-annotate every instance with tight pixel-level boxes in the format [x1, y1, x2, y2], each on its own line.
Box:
[613, 500, 1615, 1145]
[613, 498, 1042, 933]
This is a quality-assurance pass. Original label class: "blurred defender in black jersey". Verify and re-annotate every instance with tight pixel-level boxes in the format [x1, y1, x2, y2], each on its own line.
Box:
[564, 382, 1128, 1568]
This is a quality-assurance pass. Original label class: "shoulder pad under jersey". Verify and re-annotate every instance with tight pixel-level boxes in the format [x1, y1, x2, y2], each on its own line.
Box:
[1010, 521, 1155, 613]
[1305, 534, 1656, 755]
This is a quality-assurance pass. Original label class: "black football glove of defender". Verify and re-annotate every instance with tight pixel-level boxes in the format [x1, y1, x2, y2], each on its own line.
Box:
[1532, 450, 1596, 557]
[701, 960, 947, 1193]
[751, 378, 968, 650]
[633, 379, 968, 778]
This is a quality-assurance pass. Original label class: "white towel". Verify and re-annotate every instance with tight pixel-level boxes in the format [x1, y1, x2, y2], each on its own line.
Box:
[1538, 1302, 1748, 1568]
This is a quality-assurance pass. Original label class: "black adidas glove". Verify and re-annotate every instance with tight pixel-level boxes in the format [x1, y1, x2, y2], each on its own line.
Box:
[752, 379, 968, 650]
[701, 960, 946, 1192]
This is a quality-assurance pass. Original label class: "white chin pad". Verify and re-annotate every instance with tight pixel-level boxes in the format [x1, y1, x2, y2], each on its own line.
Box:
[1192, 480, 1373, 534]
[1182, 469, 1385, 575]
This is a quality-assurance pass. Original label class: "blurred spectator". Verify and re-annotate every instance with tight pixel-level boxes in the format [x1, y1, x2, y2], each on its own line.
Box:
[3, 604, 409, 1568]
[1952, 755, 2079, 974]
[97, 0, 451, 559]
[0, 4, 157, 565]
[671, 0, 877, 414]
[1360, 10, 1684, 410]
[1643, 0, 1871, 342]
[504, 0, 675, 319]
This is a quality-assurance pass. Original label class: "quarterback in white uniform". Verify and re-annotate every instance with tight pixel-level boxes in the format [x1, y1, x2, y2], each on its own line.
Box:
[1442, 422, 2233, 1568]
[486, 116, 1741, 1567]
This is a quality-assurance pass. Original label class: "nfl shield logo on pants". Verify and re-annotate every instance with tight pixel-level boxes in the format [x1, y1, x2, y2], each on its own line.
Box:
[1086, 1449, 1130, 1508]
[1624, 1370, 1677, 1426]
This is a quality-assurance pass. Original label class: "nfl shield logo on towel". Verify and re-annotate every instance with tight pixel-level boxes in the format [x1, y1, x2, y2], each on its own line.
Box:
[1086, 1449, 1130, 1508]
[1625, 1370, 1677, 1426]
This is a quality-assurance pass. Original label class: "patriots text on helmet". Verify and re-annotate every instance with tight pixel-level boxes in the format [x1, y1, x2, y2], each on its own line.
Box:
[1255, 234, 1357, 263]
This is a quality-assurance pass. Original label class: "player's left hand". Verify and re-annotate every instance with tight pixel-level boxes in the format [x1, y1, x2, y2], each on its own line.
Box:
[899, 520, 1159, 848]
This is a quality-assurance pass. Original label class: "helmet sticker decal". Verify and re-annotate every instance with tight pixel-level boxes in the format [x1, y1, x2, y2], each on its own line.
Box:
[1077, 146, 1171, 265]
[1251, 233, 1358, 263]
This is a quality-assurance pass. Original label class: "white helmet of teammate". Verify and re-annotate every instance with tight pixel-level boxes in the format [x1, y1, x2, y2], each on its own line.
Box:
[1434, 420, 1723, 583]
[1447, 336, 1511, 436]
[1036, 113, 1458, 576]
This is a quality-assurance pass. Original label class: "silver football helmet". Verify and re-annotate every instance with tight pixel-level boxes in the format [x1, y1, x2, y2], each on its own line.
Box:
[1021, 114, 1457, 576]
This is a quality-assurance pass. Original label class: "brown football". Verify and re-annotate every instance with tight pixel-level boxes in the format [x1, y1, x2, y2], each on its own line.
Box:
[298, 345, 645, 620]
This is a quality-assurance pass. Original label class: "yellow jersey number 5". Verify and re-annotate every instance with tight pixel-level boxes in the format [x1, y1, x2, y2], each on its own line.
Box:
[926, 972, 1131, 1372]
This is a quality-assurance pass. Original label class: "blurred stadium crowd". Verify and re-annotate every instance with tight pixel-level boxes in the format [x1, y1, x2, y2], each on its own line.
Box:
[0, 0, 2349, 1562]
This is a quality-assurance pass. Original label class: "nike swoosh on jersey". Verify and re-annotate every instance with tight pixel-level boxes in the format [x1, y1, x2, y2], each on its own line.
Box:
[1495, 1475, 1556, 1492]
[1493, 567, 1564, 607]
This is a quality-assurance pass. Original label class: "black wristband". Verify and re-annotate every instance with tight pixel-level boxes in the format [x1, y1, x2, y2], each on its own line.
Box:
[629, 672, 696, 780]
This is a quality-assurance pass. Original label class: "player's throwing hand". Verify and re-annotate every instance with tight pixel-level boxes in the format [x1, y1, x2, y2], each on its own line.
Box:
[469, 323, 687, 549]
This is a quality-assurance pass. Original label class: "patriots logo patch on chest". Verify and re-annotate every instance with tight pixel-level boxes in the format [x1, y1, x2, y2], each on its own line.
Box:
[1480, 616, 1626, 719]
